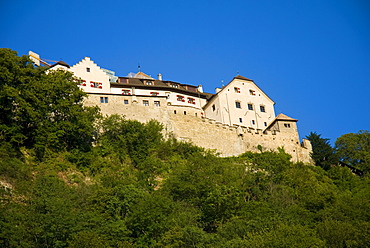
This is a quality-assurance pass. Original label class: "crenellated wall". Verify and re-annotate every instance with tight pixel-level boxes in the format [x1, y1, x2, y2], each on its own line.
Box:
[84, 93, 312, 163]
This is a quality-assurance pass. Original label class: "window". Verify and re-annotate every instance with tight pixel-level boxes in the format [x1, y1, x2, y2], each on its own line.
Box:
[212, 104, 216, 111]
[170, 84, 178, 88]
[174, 110, 177, 114]
[177, 95, 185, 102]
[86, 67, 90, 72]
[248, 104, 253, 110]
[284, 123, 291, 128]
[260, 105, 265, 112]
[145, 81, 153, 85]
[188, 97, 195, 104]
[122, 90, 131, 95]
[154, 101, 160, 106]
[235, 101, 241, 108]
[239, 118, 243, 123]
[124, 100, 129, 104]
[249, 89, 256, 95]
[77, 79, 86, 86]
[184, 111, 187, 115]
[234, 87, 241, 93]
[252, 120, 255, 125]
[100, 97, 108, 103]
[151, 92, 159, 96]
[90, 81, 102, 88]
[264, 122, 267, 126]
[143, 100, 149, 106]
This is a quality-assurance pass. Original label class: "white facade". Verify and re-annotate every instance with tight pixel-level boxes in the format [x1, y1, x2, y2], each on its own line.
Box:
[70, 57, 111, 94]
[204, 76, 275, 129]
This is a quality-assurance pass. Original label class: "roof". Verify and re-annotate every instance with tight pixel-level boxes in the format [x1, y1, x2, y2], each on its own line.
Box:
[264, 113, 298, 131]
[126, 71, 153, 79]
[274, 113, 298, 122]
[50, 61, 70, 68]
[234, 75, 253, 81]
[112, 77, 212, 98]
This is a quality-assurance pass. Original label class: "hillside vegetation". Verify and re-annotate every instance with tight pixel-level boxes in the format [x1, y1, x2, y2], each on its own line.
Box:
[1, 48, 369, 247]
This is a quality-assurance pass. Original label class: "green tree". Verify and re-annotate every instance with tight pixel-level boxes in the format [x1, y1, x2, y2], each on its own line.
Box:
[335, 130, 370, 173]
[0, 48, 100, 157]
[306, 132, 337, 170]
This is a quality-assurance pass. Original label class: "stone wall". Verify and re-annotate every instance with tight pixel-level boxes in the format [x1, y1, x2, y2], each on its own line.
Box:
[84, 93, 312, 163]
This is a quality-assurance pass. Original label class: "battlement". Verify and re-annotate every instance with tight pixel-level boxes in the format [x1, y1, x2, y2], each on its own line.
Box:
[84, 93, 312, 163]
[47, 54, 312, 163]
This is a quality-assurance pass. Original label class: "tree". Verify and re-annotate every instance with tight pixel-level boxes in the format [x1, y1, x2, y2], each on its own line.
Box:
[335, 130, 370, 173]
[306, 132, 337, 170]
[0, 48, 100, 157]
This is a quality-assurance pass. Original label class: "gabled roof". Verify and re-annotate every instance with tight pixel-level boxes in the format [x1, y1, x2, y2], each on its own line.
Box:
[126, 71, 153, 79]
[203, 74, 275, 109]
[264, 113, 298, 131]
[234, 75, 253, 81]
[50, 61, 70, 68]
[275, 113, 298, 122]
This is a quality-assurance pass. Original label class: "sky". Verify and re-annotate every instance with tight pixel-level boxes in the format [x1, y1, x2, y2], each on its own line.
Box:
[1, 0, 369, 144]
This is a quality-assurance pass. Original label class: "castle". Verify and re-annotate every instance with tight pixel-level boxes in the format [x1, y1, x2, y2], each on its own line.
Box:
[46, 56, 312, 163]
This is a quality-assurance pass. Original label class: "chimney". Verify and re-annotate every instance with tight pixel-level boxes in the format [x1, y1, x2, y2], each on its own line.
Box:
[215, 87, 222, 93]
[197, 85, 203, 93]
[158, 73, 162, 81]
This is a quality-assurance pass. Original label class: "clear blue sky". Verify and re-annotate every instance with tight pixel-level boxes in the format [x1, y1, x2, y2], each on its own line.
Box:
[1, 0, 369, 144]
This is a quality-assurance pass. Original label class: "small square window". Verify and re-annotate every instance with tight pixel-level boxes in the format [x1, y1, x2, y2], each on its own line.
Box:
[235, 101, 241, 108]
[248, 104, 253, 110]
[124, 100, 129, 104]
[86, 67, 90, 72]
[154, 101, 160, 107]
[239, 118, 243, 123]
[100, 97, 108, 103]
[284, 123, 291, 128]
[260, 106, 265, 112]
[143, 100, 149, 106]
[234, 87, 240, 93]
[249, 90, 256, 95]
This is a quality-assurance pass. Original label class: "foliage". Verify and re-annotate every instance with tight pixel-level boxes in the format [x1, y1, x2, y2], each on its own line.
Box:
[306, 132, 338, 170]
[1, 49, 369, 247]
[335, 130, 370, 173]
[0, 48, 100, 158]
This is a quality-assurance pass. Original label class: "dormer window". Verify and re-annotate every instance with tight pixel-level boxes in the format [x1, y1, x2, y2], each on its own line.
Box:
[170, 84, 178, 88]
[145, 81, 153, 85]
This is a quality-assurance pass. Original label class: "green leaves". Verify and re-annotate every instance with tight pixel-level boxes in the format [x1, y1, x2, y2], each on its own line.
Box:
[0, 48, 100, 158]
